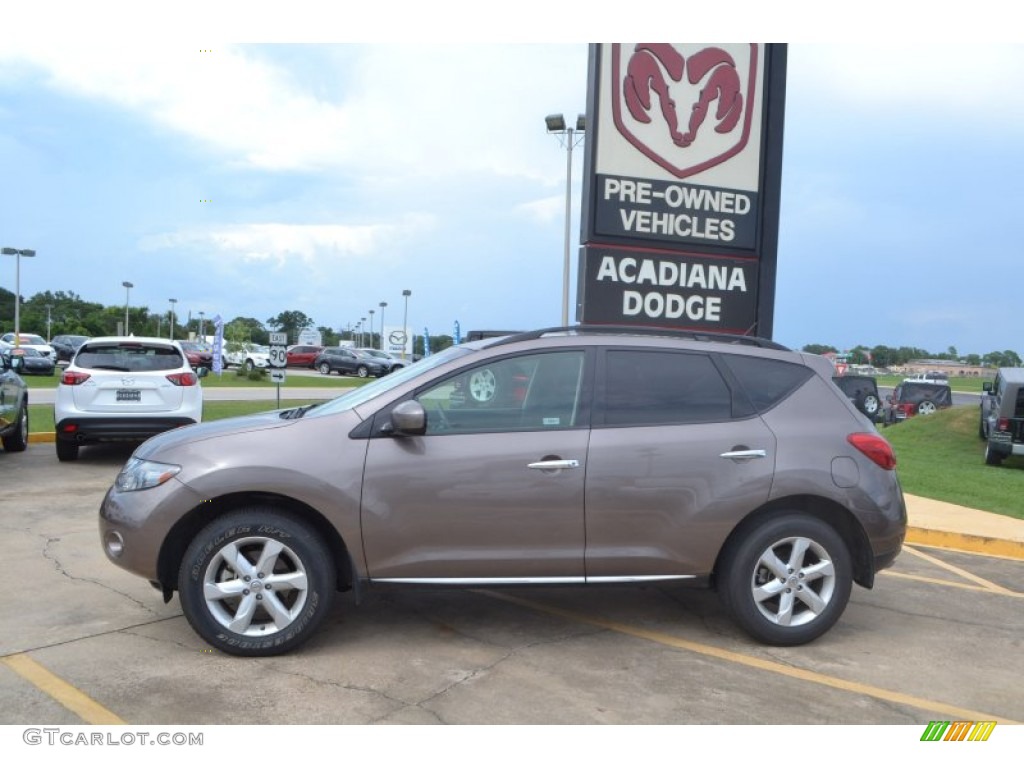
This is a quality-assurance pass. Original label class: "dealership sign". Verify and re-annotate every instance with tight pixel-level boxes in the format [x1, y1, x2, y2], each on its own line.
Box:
[578, 44, 786, 337]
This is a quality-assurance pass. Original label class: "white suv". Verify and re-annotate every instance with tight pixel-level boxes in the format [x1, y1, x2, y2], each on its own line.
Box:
[54, 337, 205, 461]
[223, 344, 271, 370]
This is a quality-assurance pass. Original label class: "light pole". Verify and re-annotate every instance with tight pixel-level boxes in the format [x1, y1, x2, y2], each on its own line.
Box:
[1, 247, 36, 346]
[401, 289, 411, 360]
[198, 311, 205, 340]
[545, 113, 586, 326]
[169, 298, 177, 340]
[378, 301, 387, 350]
[360, 317, 366, 347]
[368, 309, 375, 348]
[122, 281, 133, 335]
[44, 304, 53, 341]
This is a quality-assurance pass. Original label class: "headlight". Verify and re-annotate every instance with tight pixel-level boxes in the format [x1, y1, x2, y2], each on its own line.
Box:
[115, 457, 182, 492]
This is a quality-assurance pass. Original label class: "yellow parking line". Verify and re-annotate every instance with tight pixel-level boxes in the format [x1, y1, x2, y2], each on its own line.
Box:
[903, 545, 1019, 596]
[2, 653, 126, 725]
[479, 590, 1021, 725]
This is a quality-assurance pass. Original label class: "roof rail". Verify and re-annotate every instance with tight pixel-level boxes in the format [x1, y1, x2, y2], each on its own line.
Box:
[482, 325, 790, 351]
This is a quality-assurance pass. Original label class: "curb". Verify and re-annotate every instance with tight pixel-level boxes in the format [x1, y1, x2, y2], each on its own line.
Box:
[906, 527, 1024, 561]
[28, 432, 55, 444]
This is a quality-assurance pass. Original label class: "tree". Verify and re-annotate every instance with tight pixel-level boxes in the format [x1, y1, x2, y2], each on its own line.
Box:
[801, 344, 837, 356]
[225, 317, 268, 345]
[266, 310, 313, 344]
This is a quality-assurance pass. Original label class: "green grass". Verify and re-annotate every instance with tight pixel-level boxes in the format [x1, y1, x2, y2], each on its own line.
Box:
[882, 406, 1024, 519]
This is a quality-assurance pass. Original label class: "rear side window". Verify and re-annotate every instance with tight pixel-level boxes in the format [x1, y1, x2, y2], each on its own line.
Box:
[75, 343, 184, 372]
[723, 355, 813, 412]
[600, 350, 732, 426]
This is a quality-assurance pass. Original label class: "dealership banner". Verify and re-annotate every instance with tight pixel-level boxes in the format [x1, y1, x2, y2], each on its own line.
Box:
[579, 43, 786, 337]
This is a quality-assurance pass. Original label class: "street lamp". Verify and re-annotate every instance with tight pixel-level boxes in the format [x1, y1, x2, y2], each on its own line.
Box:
[401, 289, 411, 360]
[169, 298, 177, 340]
[379, 301, 387, 351]
[360, 317, 366, 347]
[122, 281, 134, 335]
[545, 113, 586, 326]
[368, 309, 375, 348]
[2, 247, 36, 346]
[198, 311, 205, 340]
[44, 304, 53, 341]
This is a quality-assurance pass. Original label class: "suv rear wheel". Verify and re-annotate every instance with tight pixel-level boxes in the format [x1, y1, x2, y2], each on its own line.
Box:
[56, 439, 79, 462]
[178, 509, 336, 656]
[719, 514, 852, 646]
[984, 443, 1004, 466]
[917, 400, 938, 415]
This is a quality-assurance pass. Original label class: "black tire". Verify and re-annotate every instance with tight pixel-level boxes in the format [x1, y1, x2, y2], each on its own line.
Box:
[356, 365, 369, 378]
[318, 362, 331, 376]
[916, 400, 937, 416]
[56, 439, 79, 462]
[244, 359, 255, 372]
[718, 514, 852, 646]
[1, 402, 28, 452]
[979, 415, 988, 440]
[178, 509, 336, 657]
[984, 443, 1004, 467]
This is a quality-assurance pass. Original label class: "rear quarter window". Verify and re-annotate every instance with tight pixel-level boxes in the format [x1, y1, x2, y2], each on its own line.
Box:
[722, 355, 814, 412]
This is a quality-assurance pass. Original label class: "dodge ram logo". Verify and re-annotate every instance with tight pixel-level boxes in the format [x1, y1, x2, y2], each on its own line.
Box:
[612, 44, 759, 179]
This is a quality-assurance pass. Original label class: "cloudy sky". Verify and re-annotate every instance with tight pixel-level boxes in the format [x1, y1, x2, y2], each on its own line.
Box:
[2, 5, 1022, 357]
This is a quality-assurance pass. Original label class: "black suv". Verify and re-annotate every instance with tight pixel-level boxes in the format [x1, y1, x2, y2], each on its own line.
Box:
[314, 347, 386, 378]
[980, 368, 1024, 466]
[0, 349, 29, 452]
[832, 374, 881, 421]
[886, 380, 953, 423]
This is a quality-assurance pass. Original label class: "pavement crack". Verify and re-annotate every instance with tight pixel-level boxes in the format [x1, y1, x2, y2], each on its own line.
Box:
[41, 535, 158, 615]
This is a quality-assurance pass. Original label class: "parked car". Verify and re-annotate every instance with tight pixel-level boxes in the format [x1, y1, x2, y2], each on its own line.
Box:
[179, 341, 214, 369]
[0, 332, 56, 361]
[7, 346, 56, 376]
[0, 350, 29, 453]
[357, 348, 406, 373]
[223, 344, 271, 370]
[286, 344, 324, 368]
[50, 334, 90, 363]
[832, 374, 881, 421]
[98, 326, 905, 656]
[979, 368, 1024, 466]
[314, 347, 387, 378]
[54, 337, 207, 462]
[885, 380, 953, 423]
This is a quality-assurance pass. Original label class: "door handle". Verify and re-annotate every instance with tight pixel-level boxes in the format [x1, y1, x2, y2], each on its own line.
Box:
[527, 459, 580, 470]
[719, 449, 767, 460]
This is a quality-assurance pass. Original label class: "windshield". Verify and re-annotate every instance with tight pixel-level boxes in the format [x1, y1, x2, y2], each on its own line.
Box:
[309, 346, 474, 417]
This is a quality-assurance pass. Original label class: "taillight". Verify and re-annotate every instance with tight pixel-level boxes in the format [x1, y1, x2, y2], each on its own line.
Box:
[847, 432, 897, 470]
[166, 372, 198, 386]
[996, 418, 1010, 432]
[61, 371, 91, 385]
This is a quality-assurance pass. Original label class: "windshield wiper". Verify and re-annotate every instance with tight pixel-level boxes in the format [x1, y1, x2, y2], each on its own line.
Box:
[278, 403, 322, 420]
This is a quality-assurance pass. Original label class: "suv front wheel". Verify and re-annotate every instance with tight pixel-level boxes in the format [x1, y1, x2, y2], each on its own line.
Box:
[178, 509, 336, 656]
[719, 514, 853, 646]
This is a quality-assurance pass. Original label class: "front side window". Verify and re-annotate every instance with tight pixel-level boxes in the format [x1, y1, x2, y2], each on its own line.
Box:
[599, 350, 732, 426]
[416, 351, 586, 435]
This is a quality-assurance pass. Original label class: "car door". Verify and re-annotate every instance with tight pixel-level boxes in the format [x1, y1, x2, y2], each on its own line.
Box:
[584, 348, 776, 579]
[360, 349, 591, 582]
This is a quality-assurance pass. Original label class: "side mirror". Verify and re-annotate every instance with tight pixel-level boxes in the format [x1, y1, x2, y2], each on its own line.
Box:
[982, 382, 993, 393]
[195, 366, 209, 378]
[10, 355, 24, 373]
[389, 400, 426, 436]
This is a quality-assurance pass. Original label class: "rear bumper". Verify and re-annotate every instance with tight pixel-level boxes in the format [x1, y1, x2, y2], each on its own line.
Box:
[56, 417, 197, 443]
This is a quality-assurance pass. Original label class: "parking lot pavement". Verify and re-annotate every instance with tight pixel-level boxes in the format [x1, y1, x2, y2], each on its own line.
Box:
[1, 443, 1022, 729]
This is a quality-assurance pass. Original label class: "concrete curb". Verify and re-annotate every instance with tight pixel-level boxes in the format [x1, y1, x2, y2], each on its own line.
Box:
[906, 527, 1024, 561]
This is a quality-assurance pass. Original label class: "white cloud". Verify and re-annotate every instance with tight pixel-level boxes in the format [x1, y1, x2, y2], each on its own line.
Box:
[137, 216, 436, 266]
